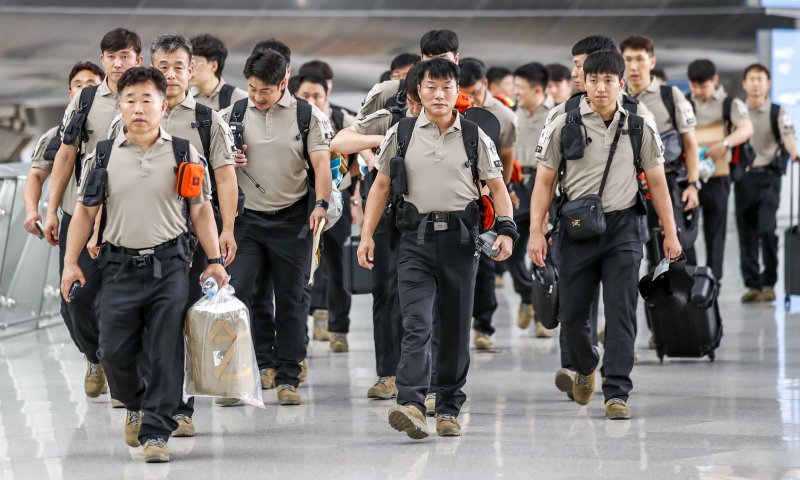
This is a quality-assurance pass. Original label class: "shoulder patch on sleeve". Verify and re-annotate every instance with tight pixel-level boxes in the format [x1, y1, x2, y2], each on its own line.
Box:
[361, 84, 382, 107]
[359, 109, 391, 123]
[781, 108, 794, 131]
[32, 134, 49, 159]
[644, 116, 665, 157]
[376, 125, 398, 157]
[735, 99, 748, 118]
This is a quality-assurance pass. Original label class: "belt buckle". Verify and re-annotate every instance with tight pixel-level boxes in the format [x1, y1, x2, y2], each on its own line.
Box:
[433, 221, 448, 231]
[132, 256, 150, 268]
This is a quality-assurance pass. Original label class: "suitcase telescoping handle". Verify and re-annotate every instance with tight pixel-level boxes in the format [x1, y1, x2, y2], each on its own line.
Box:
[793, 158, 798, 230]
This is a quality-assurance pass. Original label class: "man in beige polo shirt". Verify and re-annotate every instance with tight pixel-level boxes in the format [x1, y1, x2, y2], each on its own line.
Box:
[61, 67, 227, 463]
[189, 34, 247, 111]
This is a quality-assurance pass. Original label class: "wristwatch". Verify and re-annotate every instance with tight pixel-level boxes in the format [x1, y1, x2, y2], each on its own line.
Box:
[208, 256, 225, 265]
[686, 180, 702, 191]
[315, 199, 329, 210]
[722, 138, 730, 150]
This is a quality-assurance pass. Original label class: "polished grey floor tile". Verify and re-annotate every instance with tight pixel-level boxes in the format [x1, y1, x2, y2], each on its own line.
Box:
[2, 232, 800, 479]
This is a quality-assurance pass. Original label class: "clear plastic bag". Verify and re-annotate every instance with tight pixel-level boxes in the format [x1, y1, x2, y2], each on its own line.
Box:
[183, 284, 264, 408]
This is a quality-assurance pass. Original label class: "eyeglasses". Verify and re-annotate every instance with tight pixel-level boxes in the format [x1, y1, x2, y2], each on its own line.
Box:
[191, 61, 209, 67]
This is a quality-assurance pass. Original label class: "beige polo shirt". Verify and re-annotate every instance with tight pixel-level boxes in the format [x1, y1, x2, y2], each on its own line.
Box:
[376, 110, 504, 213]
[59, 80, 121, 215]
[691, 86, 749, 176]
[77, 129, 211, 249]
[631, 80, 696, 134]
[220, 90, 333, 212]
[358, 80, 403, 118]
[749, 100, 796, 168]
[537, 97, 664, 213]
[515, 96, 554, 168]
[109, 92, 236, 170]
[354, 109, 394, 136]
[30, 126, 60, 169]
[190, 78, 248, 112]
[545, 92, 654, 129]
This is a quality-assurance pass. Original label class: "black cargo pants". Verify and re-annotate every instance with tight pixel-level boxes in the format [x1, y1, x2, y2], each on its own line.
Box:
[558, 208, 643, 402]
[735, 169, 781, 290]
[699, 176, 731, 281]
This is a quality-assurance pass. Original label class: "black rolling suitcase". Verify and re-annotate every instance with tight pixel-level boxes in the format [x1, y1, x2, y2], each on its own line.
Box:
[785, 161, 800, 308]
[639, 262, 723, 363]
[343, 235, 372, 295]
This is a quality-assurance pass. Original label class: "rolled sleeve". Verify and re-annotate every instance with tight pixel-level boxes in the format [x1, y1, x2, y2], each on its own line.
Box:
[477, 129, 504, 181]
[308, 106, 333, 153]
[209, 112, 236, 169]
[641, 117, 666, 170]
[673, 86, 697, 133]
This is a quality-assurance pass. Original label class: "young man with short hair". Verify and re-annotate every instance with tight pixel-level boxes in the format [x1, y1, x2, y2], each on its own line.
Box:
[390, 53, 421, 81]
[545, 63, 573, 105]
[189, 33, 247, 111]
[737, 63, 798, 302]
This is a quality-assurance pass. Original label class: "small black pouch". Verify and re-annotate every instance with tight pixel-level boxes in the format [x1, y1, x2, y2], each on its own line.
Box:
[560, 194, 606, 240]
[62, 113, 86, 146]
[389, 156, 407, 199]
[82, 168, 107, 207]
[560, 114, 587, 160]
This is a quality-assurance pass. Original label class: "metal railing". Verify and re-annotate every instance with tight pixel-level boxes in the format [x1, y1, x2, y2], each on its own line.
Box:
[0, 163, 61, 338]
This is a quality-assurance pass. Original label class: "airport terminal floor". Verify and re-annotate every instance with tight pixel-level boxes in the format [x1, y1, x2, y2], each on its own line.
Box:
[1, 225, 798, 480]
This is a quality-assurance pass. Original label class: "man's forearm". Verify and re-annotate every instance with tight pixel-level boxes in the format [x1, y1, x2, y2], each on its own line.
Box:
[529, 167, 557, 235]
[214, 165, 238, 232]
[681, 132, 700, 182]
[24, 170, 47, 215]
[64, 206, 95, 265]
[646, 168, 678, 236]
[47, 144, 79, 214]
[362, 176, 390, 239]
[728, 121, 754, 148]
[499, 148, 514, 184]
[330, 128, 383, 155]
[190, 202, 222, 259]
[311, 152, 332, 203]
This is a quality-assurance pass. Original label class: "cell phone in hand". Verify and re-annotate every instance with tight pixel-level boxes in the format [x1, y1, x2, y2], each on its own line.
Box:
[69, 281, 82, 301]
[35, 220, 45, 239]
[476, 231, 500, 257]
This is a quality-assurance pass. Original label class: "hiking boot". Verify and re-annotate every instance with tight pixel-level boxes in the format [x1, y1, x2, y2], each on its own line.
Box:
[424, 393, 436, 416]
[277, 384, 301, 405]
[298, 360, 308, 384]
[260, 368, 277, 389]
[215, 397, 240, 407]
[572, 371, 596, 406]
[494, 275, 505, 288]
[472, 330, 494, 350]
[534, 321, 555, 338]
[517, 303, 534, 329]
[312, 309, 330, 341]
[605, 398, 632, 420]
[648, 334, 656, 350]
[330, 333, 349, 353]
[124, 410, 142, 447]
[741, 288, 762, 303]
[760, 287, 777, 302]
[554, 368, 575, 400]
[110, 398, 125, 409]
[143, 438, 170, 463]
[435, 414, 462, 436]
[388, 404, 429, 440]
[367, 376, 397, 399]
[171, 414, 195, 437]
[84, 361, 106, 398]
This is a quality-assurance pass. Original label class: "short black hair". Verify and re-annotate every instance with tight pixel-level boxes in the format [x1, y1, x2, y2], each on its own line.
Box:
[744, 63, 771, 80]
[546, 63, 571, 83]
[404, 62, 423, 104]
[420, 30, 459, 57]
[379, 70, 391, 82]
[390, 53, 420, 72]
[688, 59, 716, 83]
[101, 28, 142, 55]
[299, 60, 333, 80]
[418, 58, 460, 84]
[252, 39, 291, 65]
[68, 61, 105, 87]
[150, 34, 192, 63]
[117, 66, 167, 98]
[620, 35, 655, 56]
[297, 73, 328, 94]
[571, 35, 617, 56]
[487, 66, 512, 85]
[513, 62, 548, 89]
[582, 50, 625, 79]
[243, 50, 288, 86]
[287, 75, 301, 95]
[190, 34, 228, 79]
[652, 68, 667, 82]
[458, 58, 486, 87]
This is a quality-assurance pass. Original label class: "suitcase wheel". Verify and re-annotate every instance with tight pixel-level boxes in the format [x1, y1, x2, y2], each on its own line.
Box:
[785, 295, 791, 310]
[708, 351, 715, 362]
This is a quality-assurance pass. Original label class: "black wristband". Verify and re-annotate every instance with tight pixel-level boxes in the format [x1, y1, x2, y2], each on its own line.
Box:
[496, 221, 520, 244]
[208, 256, 225, 265]
[315, 199, 329, 210]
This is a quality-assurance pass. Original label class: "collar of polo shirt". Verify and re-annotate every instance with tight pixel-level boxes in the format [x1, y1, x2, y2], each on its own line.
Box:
[417, 109, 462, 132]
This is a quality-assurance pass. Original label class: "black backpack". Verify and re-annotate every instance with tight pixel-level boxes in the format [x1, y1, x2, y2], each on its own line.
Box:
[61, 84, 99, 184]
[89, 137, 195, 244]
[218, 84, 235, 110]
[42, 133, 62, 162]
[384, 79, 408, 127]
[769, 103, 791, 174]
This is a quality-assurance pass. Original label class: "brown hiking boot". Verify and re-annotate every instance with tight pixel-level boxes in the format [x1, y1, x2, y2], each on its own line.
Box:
[367, 376, 397, 399]
[648, 334, 656, 350]
[388, 404, 429, 439]
[110, 398, 125, 409]
[517, 303, 534, 329]
[598, 327, 606, 346]
[329, 333, 349, 353]
[472, 330, 494, 350]
[215, 397, 240, 407]
[605, 398, 632, 420]
[435, 414, 462, 436]
[171, 414, 195, 437]
[84, 361, 106, 398]
[124, 410, 142, 447]
[312, 309, 330, 341]
[760, 287, 776, 302]
[424, 393, 436, 416]
[298, 360, 308, 384]
[572, 371, 596, 406]
[495, 275, 505, 288]
[260, 368, 277, 390]
[534, 322, 555, 338]
[741, 289, 762, 303]
[143, 438, 170, 463]
[554, 368, 575, 400]
[277, 384, 301, 405]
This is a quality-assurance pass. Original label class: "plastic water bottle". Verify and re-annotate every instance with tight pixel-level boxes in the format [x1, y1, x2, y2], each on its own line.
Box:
[202, 277, 219, 298]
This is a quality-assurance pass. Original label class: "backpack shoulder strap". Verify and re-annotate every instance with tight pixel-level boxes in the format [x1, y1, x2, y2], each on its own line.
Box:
[94, 139, 113, 169]
[42, 134, 62, 162]
[460, 118, 481, 184]
[660, 85, 677, 129]
[78, 85, 98, 115]
[723, 96, 734, 134]
[564, 93, 583, 113]
[770, 103, 783, 145]
[171, 137, 192, 166]
[395, 117, 416, 158]
[622, 94, 639, 114]
[193, 103, 212, 160]
[230, 98, 248, 123]
[218, 84, 235, 110]
[685, 92, 695, 112]
[558, 107, 585, 181]
[627, 113, 645, 169]
[384, 79, 407, 112]
[296, 97, 312, 162]
[331, 106, 345, 133]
